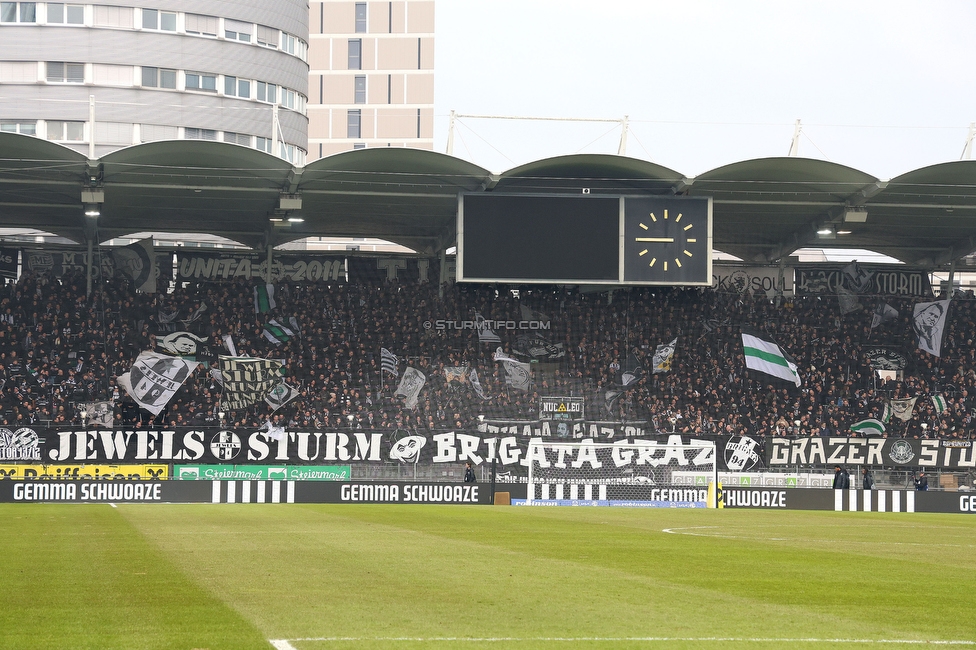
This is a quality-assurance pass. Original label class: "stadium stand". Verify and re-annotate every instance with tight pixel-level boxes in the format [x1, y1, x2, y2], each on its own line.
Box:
[0, 266, 971, 440]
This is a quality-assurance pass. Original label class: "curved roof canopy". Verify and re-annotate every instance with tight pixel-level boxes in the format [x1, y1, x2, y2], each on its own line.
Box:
[2, 132, 976, 266]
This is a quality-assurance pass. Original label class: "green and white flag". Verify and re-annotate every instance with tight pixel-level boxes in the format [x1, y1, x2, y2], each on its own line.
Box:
[254, 284, 276, 314]
[881, 402, 892, 424]
[932, 394, 948, 415]
[741, 329, 801, 387]
[262, 318, 295, 346]
[850, 418, 885, 436]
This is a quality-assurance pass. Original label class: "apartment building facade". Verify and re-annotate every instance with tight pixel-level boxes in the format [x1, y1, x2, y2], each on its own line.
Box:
[307, 0, 434, 159]
[0, 0, 309, 162]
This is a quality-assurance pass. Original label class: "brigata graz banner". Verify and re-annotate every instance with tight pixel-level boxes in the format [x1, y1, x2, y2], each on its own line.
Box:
[768, 437, 976, 469]
[15, 427, 763, 472]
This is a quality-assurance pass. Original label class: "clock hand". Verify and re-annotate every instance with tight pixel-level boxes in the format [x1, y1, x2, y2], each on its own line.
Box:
[635, 237, 674, 243]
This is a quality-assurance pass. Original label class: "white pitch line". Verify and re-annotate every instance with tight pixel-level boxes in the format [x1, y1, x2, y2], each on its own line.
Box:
[272, 637, 976, 645]
[109, 503, 117, 508]
[269, 640, 299, 650]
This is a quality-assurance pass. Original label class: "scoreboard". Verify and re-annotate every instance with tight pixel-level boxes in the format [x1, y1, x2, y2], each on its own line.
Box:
[457, 193, 712, 285]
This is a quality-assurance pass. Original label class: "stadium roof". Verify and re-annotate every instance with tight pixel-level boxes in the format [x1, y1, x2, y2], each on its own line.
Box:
[2, 132, 976, 267]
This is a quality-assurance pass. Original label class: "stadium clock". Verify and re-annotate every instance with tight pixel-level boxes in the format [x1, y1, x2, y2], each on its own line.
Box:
[622, 196, 712, 285]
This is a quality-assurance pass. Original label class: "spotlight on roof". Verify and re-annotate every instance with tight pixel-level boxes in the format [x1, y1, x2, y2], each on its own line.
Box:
[84, 204, 100, 217]
[287, 217, 304, 223]
[843, 209, 868, 223]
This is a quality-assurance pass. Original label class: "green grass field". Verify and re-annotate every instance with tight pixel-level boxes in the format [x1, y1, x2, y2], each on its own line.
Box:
[1, 503, 974, 650]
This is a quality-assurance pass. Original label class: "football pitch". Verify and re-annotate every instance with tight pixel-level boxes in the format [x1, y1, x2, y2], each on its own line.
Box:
[2, 503, 974, 650]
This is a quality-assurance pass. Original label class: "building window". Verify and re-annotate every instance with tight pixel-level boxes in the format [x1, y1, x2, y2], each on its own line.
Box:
[347, 110, 361, 139]
[279, 142, 296, 162]
[223, 132, 250, 146]
[185, 128, 217, 140]
[281, 32, 296, 54]
[142, 8, 175, 31]
[93, 5, 132, 28]
[185, 13, 217, 36]
[0, 120, 36, 135]
[257, 81, 276, 103]
[47, 3, 83, 24]
[224, 76, 250, 98]
[47, 120, 84, 141]
[256, 24, 278, 48]
[255, 136, 272, 153]
[355, 2, 366, 32]
[141, 66, 176, 89]
[354, 76, 366, 104]
[185, 72, 217, 92]
[353, 143, 366, 150]
[279, 88, 296, 110]
[348, 39, 362, 70]
[1, 2, 35, 22]
[224, 18, 251, 42]
[46, 61, 84, 83]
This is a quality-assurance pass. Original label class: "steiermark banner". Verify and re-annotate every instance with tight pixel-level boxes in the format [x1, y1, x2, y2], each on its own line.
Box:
[174, 465, 351, 481]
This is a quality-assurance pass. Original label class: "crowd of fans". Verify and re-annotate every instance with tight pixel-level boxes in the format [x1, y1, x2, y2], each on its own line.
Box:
[0, 265, 972, 440]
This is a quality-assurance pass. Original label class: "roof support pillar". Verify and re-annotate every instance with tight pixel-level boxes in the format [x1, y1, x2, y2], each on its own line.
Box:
[86, 237, 93, 297]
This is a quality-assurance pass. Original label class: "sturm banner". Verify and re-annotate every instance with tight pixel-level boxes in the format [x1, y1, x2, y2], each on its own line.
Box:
[767, 437, 976, 469]
[794, 265, 932, 297]
[176, 253, 345, 283]
[23, 428, 762, 473]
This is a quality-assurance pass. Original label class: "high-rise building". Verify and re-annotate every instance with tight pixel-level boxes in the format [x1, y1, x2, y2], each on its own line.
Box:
[0, 1, 309, 162]
[306, 1, 433, 160]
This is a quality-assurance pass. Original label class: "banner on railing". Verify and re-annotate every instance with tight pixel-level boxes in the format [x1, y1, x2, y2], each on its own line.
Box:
[767, 437, 975, 469]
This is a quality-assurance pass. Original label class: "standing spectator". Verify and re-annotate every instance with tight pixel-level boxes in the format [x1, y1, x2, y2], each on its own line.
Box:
[832, 465, 850, 490]
[861, 467, 875, 490]
[914, 471, 928, 491]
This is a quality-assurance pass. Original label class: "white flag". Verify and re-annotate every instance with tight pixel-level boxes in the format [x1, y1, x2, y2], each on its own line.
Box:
[502, 360, 531, 391]
[395, 367, 426, 409]
[913, 300, 950, 357]
[117, 351, 198, 416]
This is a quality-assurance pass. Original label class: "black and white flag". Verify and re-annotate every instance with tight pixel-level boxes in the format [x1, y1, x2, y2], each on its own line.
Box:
[117, 351, 198, 416]
[501, 360, 531, 391]
[112, 238, 156, 293]
[870, 302, 899, 329]
[80, 401, 114, 427]
[605, 353, 644, 413]
[913, 299, 950, 357]
[219, 356, 284, 411]
[381, 348, 399, 377]
[888, 397, 918, 422]
[469, 368, 488, 400]
[395, 367, 426, 409]
[475, 312, 501, 344]
[158, 331, 209, 356]
[265, 381, 300, 412]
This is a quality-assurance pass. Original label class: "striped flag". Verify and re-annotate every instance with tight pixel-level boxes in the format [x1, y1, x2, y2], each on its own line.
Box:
[380, 348, 399, 377]
[741, 329, 801, 387]
[932, 395, 948, 414]
[850, 418, 885, 436]
[262, 318, 294, 345]
[254, 284, 276, 314]
[881, 402, 892, 424]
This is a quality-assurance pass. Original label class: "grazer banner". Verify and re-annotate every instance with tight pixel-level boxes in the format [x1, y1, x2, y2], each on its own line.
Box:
[176, 252, 345, 282]
[29, 427, 756, 471]
[767, 437, 976, 469]
[794, 265, 932, 297]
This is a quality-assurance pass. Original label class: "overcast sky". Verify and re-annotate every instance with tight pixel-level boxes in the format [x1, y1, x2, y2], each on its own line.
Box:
[433, 0, 976, 180]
